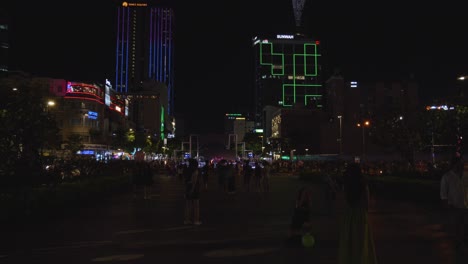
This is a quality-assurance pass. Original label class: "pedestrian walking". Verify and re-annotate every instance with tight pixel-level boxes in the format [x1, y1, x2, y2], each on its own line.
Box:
[227, 162, 236, 194]
[338, 162, 378, 264]
[287, 186, 313, 247]
[184, 158, 202, 225]
[323, 172, 339, 215]
[440, 156, 468, 249]
[262, 160, 271, 192]
[243, 160, 253, 192]
[200, 160, 209, 191]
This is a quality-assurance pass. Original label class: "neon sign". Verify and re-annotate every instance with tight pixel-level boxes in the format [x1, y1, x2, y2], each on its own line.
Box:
[88, 111, 98, 120]
[277, 34, 294, 39]
[122, 2, 148, 7]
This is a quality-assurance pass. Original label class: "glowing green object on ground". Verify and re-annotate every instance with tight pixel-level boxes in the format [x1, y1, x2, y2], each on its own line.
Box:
[302, 233, 315, 248]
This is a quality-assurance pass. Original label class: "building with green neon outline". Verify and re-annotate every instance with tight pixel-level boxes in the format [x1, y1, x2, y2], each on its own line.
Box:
[252, 34, 323, 141]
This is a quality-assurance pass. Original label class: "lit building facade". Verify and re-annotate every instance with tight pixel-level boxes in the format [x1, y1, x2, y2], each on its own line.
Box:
[252, 34, 323, 137]
[115, 1, 175, 139]
[323, 77, 420, 157]
[224, 113, 255, 144]
[127, 80, 167, 140]
[47, 79, 128, 157]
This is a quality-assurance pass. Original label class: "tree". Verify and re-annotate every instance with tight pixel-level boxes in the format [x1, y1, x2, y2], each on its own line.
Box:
[165, 137, 182, 158]
[143, 136, 161, 154]
[110, 127, 135, 153]
[419, 107, 459, 158]
[0, 75, 60, 184]
[369, 108, 424, 163]
[243, 132, 263, 157]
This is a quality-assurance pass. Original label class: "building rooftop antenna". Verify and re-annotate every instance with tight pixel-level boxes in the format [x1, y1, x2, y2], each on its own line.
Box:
[292, 0, 306, 36]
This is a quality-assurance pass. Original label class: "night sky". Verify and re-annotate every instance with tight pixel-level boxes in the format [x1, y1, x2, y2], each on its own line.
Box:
[5, 1, 468, 133]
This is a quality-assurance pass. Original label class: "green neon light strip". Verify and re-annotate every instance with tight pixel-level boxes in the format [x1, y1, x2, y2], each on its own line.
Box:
[259, 41, 322, 106]
[304, 43, 319, 76]
[260, 43, 284, 75]
[304, 94, 322, 106]
[260, 42, 320, 77]
[282, 84, 322, 106]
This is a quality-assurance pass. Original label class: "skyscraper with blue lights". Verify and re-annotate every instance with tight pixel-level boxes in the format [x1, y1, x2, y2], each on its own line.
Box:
[115, 1, 175, 116]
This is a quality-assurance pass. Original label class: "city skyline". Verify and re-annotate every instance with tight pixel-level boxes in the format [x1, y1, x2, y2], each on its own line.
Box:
[5, 1, 468, 133]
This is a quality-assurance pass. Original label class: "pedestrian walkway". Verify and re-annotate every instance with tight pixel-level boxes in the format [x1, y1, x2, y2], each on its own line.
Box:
[1, 172, 467, 264]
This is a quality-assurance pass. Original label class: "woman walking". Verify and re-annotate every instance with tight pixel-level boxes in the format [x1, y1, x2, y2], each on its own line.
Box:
[338, 162, 378, 264]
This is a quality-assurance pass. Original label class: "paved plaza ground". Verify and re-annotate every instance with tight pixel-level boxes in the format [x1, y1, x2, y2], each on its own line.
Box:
[1, 172, 467, 263]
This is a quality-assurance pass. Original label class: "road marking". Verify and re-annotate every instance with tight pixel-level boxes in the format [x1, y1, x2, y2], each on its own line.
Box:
[91, 254, 144, 262]
[160, 226, 195, 231]
[122, 234, 282, 249]
[35, 241, 113, 252]
[115, 229, 153, 235]
[204, 247, 278, 257]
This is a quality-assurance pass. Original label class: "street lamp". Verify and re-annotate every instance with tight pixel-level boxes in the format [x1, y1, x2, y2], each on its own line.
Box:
[228, 134, 238, 159]
[82, 113, 88, 126]
[189, 134, 199, 159]
[337, 115, 343, 154]
[45, 100, 55, 113]
[357, 120, 370, 162]
[239, 142, 246, 159]
[457, 75, 468, 97]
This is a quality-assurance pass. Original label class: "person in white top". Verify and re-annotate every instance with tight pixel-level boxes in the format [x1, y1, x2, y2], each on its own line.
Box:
[440, 156, 468, 249]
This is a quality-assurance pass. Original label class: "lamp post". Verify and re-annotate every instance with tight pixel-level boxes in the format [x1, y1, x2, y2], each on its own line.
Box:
[337, 115, 343, 154]
[240, 142, 246, 159]
[228, 134, 238, 159]
[45, 100, 55, 114]
[458, 75, 467, 98]
[357, 120, 370, 162]
[189, 134, 199, 159]
[82, 113, 88, 127]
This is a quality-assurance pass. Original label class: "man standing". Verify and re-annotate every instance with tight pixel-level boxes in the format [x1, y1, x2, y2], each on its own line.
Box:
[440, 156, 468, 249]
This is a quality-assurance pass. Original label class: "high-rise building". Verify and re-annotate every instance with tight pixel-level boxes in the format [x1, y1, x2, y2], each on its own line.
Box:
[115, 1, 175, 116]
[224, 113, 254, 143]
[114, 1, 175, 140]
[252, 34, 323, 137]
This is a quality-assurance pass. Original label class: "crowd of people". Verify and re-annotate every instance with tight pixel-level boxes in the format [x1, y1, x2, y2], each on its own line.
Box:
[127, 155, 468, 260]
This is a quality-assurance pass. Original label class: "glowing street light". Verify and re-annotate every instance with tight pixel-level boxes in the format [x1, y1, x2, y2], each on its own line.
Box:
[357, 120, 370, 162]
[46, 100, 55, 113]
[337, 115, 343, 154]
